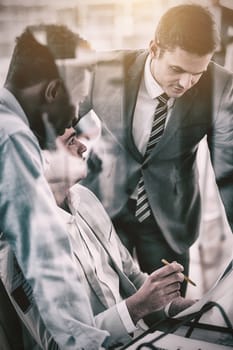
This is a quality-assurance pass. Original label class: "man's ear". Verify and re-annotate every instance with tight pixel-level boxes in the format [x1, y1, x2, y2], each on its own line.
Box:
[149, 40, 159, 58]
[44, 79, 61, 103]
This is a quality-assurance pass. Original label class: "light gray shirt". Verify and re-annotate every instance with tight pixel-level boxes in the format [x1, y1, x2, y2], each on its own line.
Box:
[0, 87, 108, 350]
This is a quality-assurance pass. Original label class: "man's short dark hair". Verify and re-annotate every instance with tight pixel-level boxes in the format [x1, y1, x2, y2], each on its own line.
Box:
[154, 4, 220, 55]
[5, 29, 59, 89]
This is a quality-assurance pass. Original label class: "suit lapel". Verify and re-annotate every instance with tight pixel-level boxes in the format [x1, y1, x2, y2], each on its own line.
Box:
[68, 187, 138, 305]
[69, 216, 111, 309]
[76, 201, 138, 297]
[59, 206, 110, 309]
[123, 50, 148, 163]
[145, 86, 198, 161]
[77, 201, 121, 266]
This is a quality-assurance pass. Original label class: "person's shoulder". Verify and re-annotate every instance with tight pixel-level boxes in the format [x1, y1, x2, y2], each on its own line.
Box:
[0, 97, 41, 164]
[0, 111, 27, 136]
[0, 88, 31, 138]
[0, 111, 39, 154]
[198, 61, 233, 93]
[208, 61, 233, 80]
[95, 49, 147, 65]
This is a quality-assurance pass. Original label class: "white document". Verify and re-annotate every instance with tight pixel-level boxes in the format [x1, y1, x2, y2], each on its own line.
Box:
[125, 261, 233, 349]
[174, 260, 233, 328]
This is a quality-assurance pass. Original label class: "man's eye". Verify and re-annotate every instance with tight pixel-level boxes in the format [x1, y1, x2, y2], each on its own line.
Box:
[171, 66, 181, 73]
[68, 137, 75, 146]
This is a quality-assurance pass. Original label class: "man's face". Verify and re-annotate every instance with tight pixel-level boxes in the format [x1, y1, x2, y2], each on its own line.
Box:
[59, 127, 87, 159]
[44, 127, 87, 206]
[150, 44, 212, 98]
[58, 127, 88, 181]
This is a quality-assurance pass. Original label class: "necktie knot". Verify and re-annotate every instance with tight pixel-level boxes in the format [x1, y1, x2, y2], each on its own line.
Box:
[158, 92, 169, 105]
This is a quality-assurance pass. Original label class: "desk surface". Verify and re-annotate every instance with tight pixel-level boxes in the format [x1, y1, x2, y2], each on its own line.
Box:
[124, 331, 232, 350]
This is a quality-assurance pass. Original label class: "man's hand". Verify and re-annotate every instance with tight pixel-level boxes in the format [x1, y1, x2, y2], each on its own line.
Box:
[126, 262, 184, 324]
[168, 297, 197, 317]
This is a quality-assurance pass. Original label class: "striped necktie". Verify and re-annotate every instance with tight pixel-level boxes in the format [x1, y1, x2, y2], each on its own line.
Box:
[135, 93, 169, 222]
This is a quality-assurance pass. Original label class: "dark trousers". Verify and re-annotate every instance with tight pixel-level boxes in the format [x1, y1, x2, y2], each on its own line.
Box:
[0, 279, 24, 350]
[112, 199, 189, 297]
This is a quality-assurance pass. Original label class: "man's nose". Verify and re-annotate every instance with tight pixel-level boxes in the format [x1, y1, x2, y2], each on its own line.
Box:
[178, 73, 193, 89]
[76, 140, 87, 156]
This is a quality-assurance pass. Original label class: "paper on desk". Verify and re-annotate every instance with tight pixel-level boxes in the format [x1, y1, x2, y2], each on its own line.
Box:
[174, 260, 233, 327]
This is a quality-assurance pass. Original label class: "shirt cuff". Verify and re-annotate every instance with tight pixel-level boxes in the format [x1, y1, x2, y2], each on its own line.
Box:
[116, 301, 138, 334]
[164, 301, 172, 316]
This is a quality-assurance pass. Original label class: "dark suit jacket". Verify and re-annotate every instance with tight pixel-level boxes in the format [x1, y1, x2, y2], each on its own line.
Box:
[79, 49, 233, 254]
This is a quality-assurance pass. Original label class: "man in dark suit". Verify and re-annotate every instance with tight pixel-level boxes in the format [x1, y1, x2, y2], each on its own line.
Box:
[79, 4, 233, 295]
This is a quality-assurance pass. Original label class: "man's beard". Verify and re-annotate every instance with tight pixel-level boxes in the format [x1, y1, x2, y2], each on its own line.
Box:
[30, 110, 56, 150]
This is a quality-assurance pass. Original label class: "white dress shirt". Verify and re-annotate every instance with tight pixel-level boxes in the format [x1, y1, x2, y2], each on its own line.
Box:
[131, 55, 175, 199]
[132, 54, 174, 155]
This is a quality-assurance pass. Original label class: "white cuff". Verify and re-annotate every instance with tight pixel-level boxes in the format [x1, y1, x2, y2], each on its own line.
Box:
[116, 301, 138, 334]
[164, 301, 172, 316]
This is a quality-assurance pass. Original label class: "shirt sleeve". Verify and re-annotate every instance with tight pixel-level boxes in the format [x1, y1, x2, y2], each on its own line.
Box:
[0, 130, 108, 349]
[116, 300, 138, 333]
[164, 301, 172, 316]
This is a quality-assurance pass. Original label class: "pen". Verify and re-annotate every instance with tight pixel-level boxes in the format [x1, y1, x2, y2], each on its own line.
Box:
[161, 258, 197, 287]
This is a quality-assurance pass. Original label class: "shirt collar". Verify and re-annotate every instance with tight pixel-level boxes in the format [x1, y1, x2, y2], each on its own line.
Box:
[58, 206, 74, 225]
[144, 55, 164, 100]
